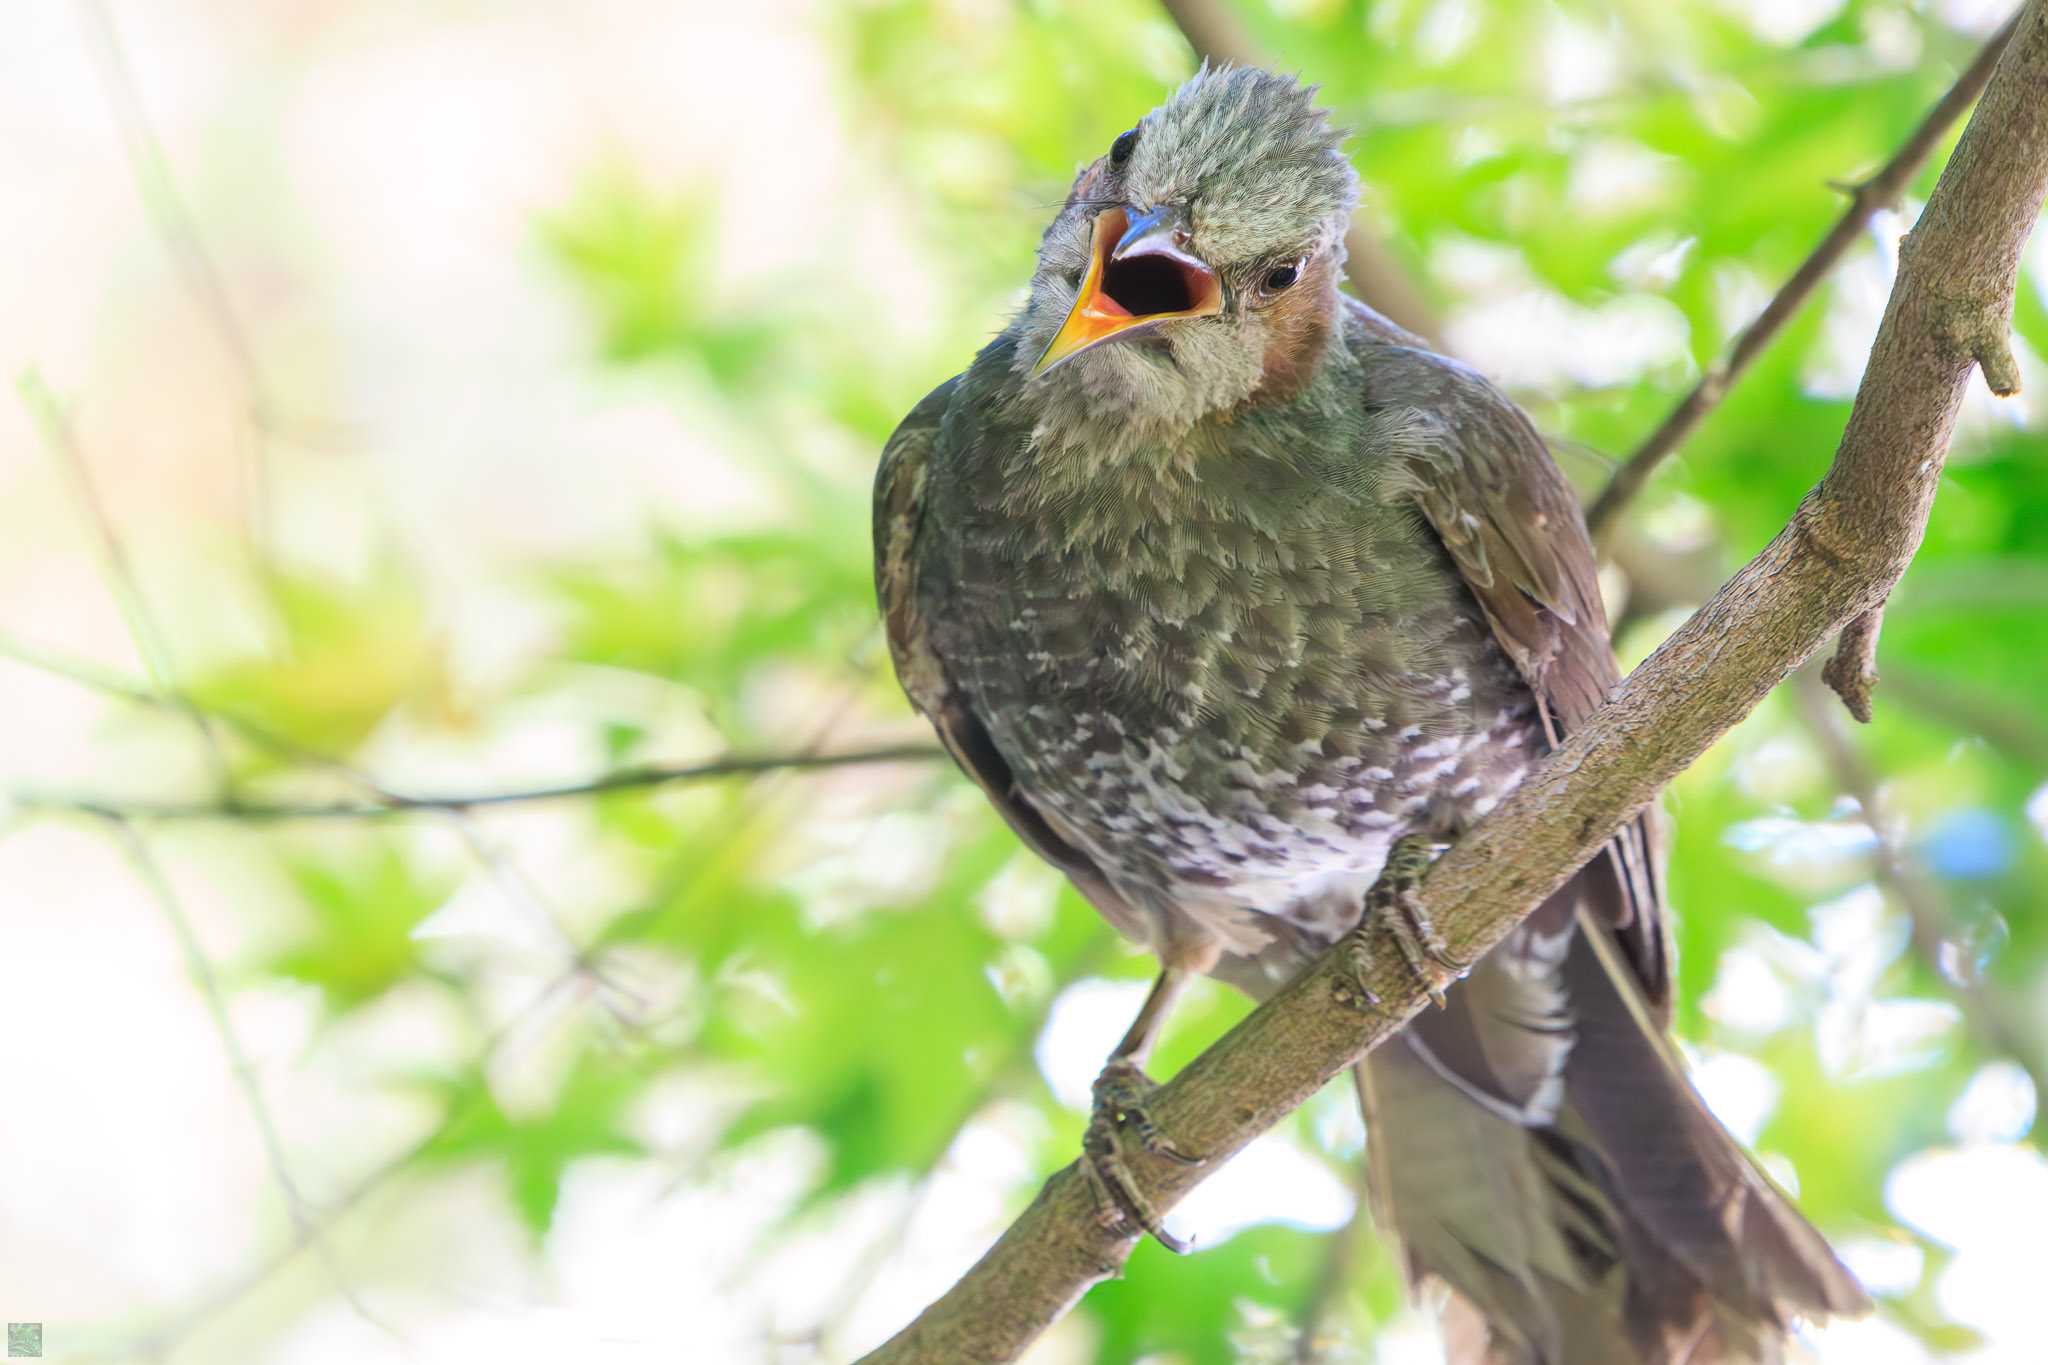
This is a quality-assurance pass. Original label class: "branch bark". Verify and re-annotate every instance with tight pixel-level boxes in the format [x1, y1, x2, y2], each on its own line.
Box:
[1585, 11, 2019, 542]
[860, 4, 2048, 1359]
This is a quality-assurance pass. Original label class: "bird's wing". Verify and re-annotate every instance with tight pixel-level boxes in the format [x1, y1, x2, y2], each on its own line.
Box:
[873, 377, 1138, 921]
[1351, 319, 1668, 1012]
[1348, 317, 1867, 1355]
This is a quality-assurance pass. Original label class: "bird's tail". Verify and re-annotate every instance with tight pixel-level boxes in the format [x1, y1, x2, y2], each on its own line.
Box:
[1356, 889, 1868, 1364]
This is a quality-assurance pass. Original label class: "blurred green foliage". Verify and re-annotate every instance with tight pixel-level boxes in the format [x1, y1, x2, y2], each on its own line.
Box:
[34, 2, 2048, 1361]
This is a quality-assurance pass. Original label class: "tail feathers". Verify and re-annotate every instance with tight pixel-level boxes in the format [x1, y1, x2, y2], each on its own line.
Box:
[1560, 919, 1870, 1327]
[1358, 907, 1867, 1364]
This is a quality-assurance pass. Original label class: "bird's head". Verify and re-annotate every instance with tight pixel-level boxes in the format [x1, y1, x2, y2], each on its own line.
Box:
[1013, 66, 1358, 434]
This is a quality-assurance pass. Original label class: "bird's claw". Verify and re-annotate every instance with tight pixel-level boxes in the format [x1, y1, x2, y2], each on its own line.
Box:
[1345, 834, 1472, 1009]
[1081, 1059, 1197, 1254]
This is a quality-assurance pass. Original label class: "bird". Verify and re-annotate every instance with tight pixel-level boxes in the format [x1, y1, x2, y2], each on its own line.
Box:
[873, 64, 1868, 1364]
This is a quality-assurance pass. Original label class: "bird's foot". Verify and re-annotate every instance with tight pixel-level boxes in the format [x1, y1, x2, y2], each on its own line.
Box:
[1080, 1058, 1199, 1254]
[1343, 834, 1472, 1009]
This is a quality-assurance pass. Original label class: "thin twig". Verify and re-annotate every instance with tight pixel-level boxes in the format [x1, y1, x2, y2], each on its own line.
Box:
[102, 815, 399, 1342]
[18, 373, 238, 795]
[75, 0, 276, 555]
[1155, 0, 1443, 342]
[0, 628, 407, 806]
[11, 743, 946, 823]
[1792, 672, 2048, 1107]
[1585, 11, 2020, 541]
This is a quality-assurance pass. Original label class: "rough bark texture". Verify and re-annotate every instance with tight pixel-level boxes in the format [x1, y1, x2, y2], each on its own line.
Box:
[859, 6, 2048, 1361]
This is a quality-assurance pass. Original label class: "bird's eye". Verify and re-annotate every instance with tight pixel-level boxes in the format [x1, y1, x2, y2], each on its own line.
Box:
[1263, 262, 1301, 294]
[1110, 128, 1138, 167]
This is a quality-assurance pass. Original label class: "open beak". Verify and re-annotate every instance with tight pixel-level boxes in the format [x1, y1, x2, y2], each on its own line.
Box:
[1030, 205, 1222, 377]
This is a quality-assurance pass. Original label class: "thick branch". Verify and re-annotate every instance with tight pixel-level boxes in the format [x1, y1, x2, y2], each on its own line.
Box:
[1586, 11, 2018, 541]
[862, 6, 2048, 1360]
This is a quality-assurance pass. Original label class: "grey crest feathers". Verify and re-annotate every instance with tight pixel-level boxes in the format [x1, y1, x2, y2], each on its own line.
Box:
[1125, 63, 1359, 265]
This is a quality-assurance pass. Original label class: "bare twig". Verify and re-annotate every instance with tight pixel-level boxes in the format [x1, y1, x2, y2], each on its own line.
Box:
[0, 628, 407, 806]
[1156, 0, 1443, 342]
[74, 0, 281, 555]
[1585, 11, 2020, 541]
[10, 743, 946, 823]
[102, 816, 398, 1341]
[860, 7, 2048, 1357]
[17, 374, 232, 787]
[74, 0, 269, 410]
[1792, 672, 2048, 1106]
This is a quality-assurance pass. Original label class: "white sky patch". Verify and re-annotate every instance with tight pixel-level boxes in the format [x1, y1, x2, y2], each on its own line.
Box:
[1541, 15, 1620, 103]
[1723, 812, 1879, 872]
[784, 809, 950, 929]
[1415, 0, 1481, 65]
[1447, 288, 1690, 392]
[1802, 1311, 1936, 1365]
[983, 943, 1055, 1011]
[1948, 1060, 2037, 1144]
[1808, 883, 1893, 962]
[1818, 997, 1960, 1080]
[1167, 1132, 1355, 1246]
[1732, 734, 1825, 806]
[1806, 212, 1907, 402]
[977, 854, 1062, 940]
[1712, 259, 1774, 343]
[1035, 977, 1153, 1110]
[1832, 1235, 1926, 1298]
[1940, 0, 2021, 36]
[1889, 1143, 2048, 1249]
[1373, 1309, 1452, 1365]
[1711, 0, 1846, 46]
[1689, 1049, 1781, 1146]
[2025, 780, 2048, 841]
[1889, 1144, 2048, 1354]
[1610, 233, 1696, 291]
[1701, 942, 1797, 1035]
[1567, 138, 1682, 218]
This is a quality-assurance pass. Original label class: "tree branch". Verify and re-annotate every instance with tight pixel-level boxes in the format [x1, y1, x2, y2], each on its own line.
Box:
[1821, 602, 1887, 721]
[860, 5, 2048, 1359]
[1585, 10, 2019, 542]
[7, 742, 946, 823]
[1156, 0, 1444, 343]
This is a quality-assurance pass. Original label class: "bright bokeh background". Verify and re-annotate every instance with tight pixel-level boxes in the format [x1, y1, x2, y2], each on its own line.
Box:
[2, 1, 2045, 1362]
